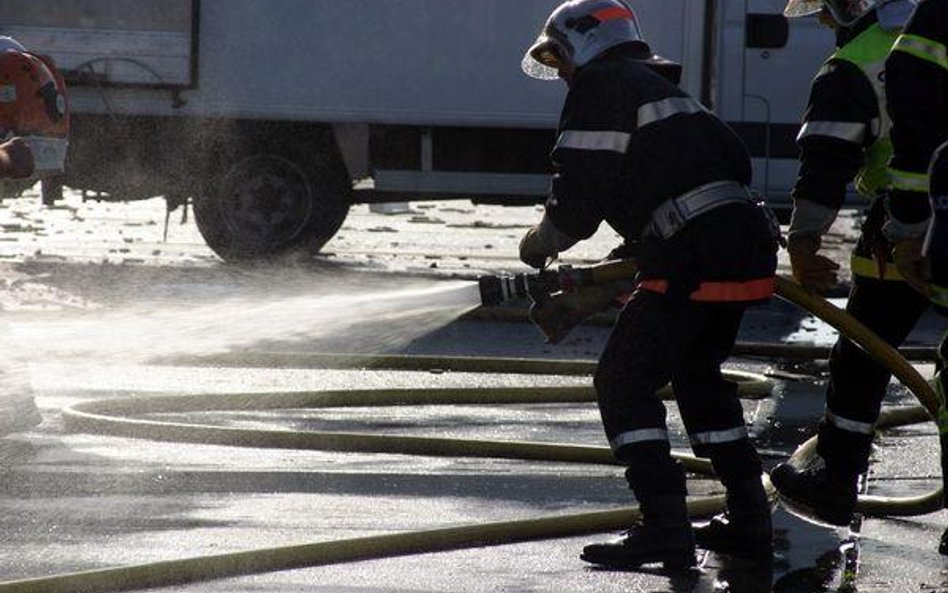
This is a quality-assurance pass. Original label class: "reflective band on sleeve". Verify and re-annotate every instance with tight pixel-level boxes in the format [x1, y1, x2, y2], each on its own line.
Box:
[888, 167, 930, 193]
[637, 97, 706, 129]
[892, 33, 948, 71]
[689, 426, 748, 446]
[826, 410, 876, 435]
[797, 120, 867, 144]
[609, 428, 669, 450]
[638, 277, 775, 302]
[555, 130, 631, 153]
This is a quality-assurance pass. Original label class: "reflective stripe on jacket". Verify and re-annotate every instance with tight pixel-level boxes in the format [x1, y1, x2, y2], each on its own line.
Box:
[791, 14, 899, 218]
[809, 22, 899, 198]
[886, 0, 948, 227]
[545, 46, 776, 299]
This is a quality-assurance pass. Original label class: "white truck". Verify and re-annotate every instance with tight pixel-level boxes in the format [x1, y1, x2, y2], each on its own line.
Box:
[1, 0, 833, 261]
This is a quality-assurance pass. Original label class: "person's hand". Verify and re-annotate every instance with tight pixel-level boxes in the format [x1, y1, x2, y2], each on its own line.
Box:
[0, 137, 35, 179]
[892, 237, 931, 296]
[787, 234, 840, 293]
[519, 226, 556, 269]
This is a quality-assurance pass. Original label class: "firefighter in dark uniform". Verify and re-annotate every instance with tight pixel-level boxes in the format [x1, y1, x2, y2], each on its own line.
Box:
[770, 0, 921, 528]
[519, 0, 779, 569]
[883, 0, 948, 554]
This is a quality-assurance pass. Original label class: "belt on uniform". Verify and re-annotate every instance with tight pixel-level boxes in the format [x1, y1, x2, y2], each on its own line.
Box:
[645, 180, 755, 239]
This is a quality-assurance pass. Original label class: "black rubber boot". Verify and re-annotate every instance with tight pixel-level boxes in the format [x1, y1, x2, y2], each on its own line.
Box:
[693, 477, 773, 563]
[581, 457, 695, 571]
[581, 495, 697, 571]
[770, 456, 858, 527]
[940, 527, 948, 556]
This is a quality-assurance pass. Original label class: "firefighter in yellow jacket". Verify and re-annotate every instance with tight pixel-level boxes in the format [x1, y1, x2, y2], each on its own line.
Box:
[883, 0, 948, 555]
[770, 0, 923, 528]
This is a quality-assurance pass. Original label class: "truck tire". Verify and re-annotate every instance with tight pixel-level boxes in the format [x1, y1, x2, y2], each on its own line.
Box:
[193, 150, 350, 262]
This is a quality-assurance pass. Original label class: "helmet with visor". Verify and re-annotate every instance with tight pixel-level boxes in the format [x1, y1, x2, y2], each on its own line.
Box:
[522, 0, 679, 83]
[783, 0, 881, 25]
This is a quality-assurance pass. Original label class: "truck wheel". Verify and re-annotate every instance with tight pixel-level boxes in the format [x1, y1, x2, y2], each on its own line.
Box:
[193, 152, 350, 261]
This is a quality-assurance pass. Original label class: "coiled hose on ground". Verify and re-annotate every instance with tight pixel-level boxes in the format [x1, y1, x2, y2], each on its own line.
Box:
[0, 276, 941, 593]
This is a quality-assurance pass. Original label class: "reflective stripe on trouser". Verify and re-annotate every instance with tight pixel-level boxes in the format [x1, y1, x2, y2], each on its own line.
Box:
[689, 425, 749, 447]
[595, 288, 762, 483]
[610, 427, 668, 450]
[817, 274, 930, 474]
[824, 409, 875, 435]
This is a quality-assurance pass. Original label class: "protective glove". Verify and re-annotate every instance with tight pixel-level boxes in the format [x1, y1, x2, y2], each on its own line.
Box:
[529, 283, 621, 344]
[787, 234, 840, 293]
[892, 237, 931, 296]
[519, 226, 557, 269]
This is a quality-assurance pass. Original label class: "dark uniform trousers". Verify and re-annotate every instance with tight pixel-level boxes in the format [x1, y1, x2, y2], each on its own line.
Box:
[926, 141, 948, 506]
[818, 274, 931, 474]
[595, 291, 761, 496]
[593, 204, 775, 499]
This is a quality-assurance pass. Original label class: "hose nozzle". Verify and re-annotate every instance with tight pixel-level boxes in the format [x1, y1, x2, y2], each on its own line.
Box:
[478, 271, 559, 307]
[478, 274, 531, 307]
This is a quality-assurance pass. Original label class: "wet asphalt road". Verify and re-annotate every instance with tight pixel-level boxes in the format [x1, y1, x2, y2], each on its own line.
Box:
[0, 185, 946, 592]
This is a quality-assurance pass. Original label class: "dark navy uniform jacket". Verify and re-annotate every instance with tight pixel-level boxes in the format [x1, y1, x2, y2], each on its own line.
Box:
[887, 0, 948, 229]
[793, 15, 888, 213]
[543, 45, 776, 302]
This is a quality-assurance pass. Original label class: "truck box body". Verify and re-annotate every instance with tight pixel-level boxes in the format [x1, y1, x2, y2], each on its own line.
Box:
[1, 0, 835, 260]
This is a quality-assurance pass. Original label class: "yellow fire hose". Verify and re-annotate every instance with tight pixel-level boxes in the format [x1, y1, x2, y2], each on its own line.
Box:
[0, 276, 941, 593]
[773, 277, 944, 517]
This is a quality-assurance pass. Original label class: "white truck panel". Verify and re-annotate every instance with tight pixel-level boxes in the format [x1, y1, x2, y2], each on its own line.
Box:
[3, 0, 840, 259]
[0, 0, 195, 86]
[4, 0, 697, 128]
[5, 26, 193, 86]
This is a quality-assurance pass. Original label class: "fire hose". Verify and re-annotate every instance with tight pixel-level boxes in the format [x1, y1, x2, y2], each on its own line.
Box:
[477, 259, 944, 514]
[0, 265, 942, 593]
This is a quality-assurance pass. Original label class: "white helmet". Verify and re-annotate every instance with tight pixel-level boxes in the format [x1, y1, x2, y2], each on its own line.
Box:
[0, 36, 27, 53]
[784, 0, 881, 25]
[522, 0, 651, 80]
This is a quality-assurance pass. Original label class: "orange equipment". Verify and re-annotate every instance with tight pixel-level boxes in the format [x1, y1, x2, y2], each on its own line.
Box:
[0, 39, 69, 177]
